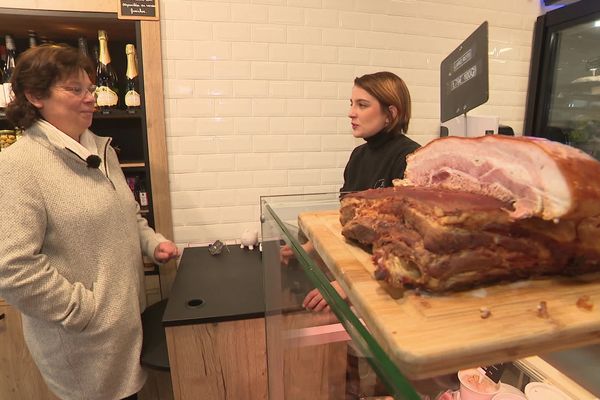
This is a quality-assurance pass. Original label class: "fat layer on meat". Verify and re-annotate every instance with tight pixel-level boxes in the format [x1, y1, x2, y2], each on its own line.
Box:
[400, 136, 600, 221]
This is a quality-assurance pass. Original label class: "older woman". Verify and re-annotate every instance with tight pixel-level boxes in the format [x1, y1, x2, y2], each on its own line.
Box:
[0, 44, 178, 400]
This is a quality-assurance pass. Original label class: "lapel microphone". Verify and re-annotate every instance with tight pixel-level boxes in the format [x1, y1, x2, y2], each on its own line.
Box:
[86, 155, 101, 168]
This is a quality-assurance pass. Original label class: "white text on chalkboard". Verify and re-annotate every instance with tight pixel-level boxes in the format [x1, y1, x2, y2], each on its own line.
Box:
[450, 65, 477, 91]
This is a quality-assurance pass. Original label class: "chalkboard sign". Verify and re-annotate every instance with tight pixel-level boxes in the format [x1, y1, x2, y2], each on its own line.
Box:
[118, 0, 160, 21]
[482, 363, 507, 383]
[440, 21, 489, 123]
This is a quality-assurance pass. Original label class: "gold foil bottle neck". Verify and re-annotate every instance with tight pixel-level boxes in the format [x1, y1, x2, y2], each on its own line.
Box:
[125, 44, 138, 79]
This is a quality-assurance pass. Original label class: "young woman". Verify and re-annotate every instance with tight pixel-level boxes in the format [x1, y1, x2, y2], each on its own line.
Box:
[0, 44, 179, 400]
[297, 71, 421, 311]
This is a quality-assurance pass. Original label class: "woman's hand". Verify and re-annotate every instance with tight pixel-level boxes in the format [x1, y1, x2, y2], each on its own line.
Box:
[154, 241, 180, 263]
[280, 244, 295, 266]
[302, 280, 347, 312]
[279, 241, 314, 266]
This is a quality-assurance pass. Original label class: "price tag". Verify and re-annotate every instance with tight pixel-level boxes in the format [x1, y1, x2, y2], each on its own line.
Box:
[481, 363, 506, 383]
[118, 0, 160, 21]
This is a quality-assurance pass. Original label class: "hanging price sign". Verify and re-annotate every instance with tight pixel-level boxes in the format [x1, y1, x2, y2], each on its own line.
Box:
[118, 0, 160, 21]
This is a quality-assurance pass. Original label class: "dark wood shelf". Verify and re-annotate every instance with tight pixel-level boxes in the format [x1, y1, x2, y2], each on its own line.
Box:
[0, 8, 135, 42]
[93, 109, 145, 119]
[121, 162, 146, 169]
[0, 109, 144, 123]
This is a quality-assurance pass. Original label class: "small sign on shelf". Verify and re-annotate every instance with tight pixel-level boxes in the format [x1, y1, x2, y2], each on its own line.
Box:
[118, 0, 160, 21]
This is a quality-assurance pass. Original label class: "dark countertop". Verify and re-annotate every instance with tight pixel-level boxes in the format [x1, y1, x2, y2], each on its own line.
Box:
[141, 298, 170, 370]
[162, 245, 265, 327]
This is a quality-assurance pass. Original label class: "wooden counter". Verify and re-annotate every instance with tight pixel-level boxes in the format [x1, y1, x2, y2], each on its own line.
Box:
[299, 209, 600, 379]
[162, 246, 268, 400]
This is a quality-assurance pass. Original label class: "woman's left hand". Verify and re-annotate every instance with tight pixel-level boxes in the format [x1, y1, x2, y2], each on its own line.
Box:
[154, 241, 180, 263]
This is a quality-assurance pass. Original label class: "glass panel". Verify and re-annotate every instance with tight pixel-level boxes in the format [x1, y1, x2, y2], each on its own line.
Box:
[547, 16, 600, 158]
[260, 192, 600, 399]
[260, 193, 426, 400]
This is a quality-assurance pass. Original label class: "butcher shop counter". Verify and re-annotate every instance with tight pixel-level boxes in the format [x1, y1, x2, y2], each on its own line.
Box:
[161, 245, 268, 399]
[260, 192, 600, 399]
[160, 243, 345, 400]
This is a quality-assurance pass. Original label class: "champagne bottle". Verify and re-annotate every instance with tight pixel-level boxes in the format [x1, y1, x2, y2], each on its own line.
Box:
[137, 178, 149, 207]
[2, 35, 16, 106]
[124, 44, 141, 112]
[0, 45, 6, 109]
[77, 37, 94, 70]
[28, 30, 38, 48]
[95, 30, 118, 110]
[78, 37, 89, 58]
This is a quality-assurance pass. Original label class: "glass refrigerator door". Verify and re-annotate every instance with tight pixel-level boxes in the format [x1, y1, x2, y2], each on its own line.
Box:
[525, 2, 600, 151]
[547, 19, 600, 158]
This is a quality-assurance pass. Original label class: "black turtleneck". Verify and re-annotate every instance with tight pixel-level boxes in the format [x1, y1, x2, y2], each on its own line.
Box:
[340, 129, 420, 194]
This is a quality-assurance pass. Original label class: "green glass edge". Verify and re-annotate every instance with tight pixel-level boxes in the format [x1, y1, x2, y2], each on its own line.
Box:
[264, 202, 420, 400]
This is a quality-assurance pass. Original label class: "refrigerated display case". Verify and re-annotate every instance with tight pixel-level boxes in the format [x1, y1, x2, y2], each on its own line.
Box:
[260, 192, 600, 399]
[525, 0, 600, 159]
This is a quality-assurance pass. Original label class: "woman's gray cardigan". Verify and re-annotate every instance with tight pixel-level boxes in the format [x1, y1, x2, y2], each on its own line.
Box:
[0, 122, 167, 400]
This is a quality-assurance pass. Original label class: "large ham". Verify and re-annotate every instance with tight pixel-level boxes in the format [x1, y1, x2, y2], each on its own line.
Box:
[340, 136, 600, 291]
[340, 186, 600, 292]
[400, 136, 600, 220]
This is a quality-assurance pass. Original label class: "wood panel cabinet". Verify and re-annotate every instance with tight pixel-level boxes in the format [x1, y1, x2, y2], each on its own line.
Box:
[0, 301, 58, 400]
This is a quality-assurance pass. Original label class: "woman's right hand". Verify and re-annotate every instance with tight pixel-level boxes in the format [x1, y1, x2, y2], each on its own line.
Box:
[279, 244, 295, 266]
[279, 241, 314, 266]
[302, 280, 348, 312]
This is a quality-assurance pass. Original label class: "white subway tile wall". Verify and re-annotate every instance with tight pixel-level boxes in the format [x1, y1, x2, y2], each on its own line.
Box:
[161, 0, 542, 244]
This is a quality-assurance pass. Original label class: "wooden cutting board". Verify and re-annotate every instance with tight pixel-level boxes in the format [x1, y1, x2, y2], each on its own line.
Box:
[298, 210, 600, 379]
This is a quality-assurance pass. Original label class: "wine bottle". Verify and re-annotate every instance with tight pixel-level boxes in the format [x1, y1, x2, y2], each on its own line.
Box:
[95, 30, 118, 111]
[78, 37, 89, 58]
[0, 45, 6, 109]
[28, 30, 38, 48]
[0, 74, 5, 110]
[2, 35, 16, 106]
[124, 44, 141, 112]
[137, 178, 149, 207]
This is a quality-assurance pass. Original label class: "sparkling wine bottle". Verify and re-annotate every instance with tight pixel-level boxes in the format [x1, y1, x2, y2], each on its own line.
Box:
[0, 45, 6, 109]
[124, 44, 141, 112]
[28, 30, 38, 48]
[2, 35, 16, 106]
[95, 30, 118, 110]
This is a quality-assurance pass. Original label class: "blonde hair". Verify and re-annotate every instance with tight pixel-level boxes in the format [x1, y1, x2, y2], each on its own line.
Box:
[354, 71, 411, 133]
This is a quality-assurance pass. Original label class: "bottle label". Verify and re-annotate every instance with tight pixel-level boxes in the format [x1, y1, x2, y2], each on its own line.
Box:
[95, 85, 118, 107]
[0, 87, 6, 108]
[2, 83, 14, 106]
[125, 90, 141, 107]
[139, 191, 149, 207]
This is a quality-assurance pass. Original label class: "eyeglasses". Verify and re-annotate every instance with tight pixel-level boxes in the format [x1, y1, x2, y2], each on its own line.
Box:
[55, 84, 97, 99]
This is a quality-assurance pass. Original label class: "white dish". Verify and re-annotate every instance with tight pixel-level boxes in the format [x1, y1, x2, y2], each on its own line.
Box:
[524, 382, 570, 400]
[491, 392, 526, 400]
[499, 383, 525, 396]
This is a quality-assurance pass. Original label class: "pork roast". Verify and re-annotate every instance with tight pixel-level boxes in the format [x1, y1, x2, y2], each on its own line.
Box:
[341, 136, 600, 292]
[340, 186, 600, 292]
[400, 136, 600, 220]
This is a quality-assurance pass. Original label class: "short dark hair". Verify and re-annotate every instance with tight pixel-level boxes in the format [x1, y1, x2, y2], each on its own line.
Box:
[5, 44, 94, 129]
[354, 71, 411, 133]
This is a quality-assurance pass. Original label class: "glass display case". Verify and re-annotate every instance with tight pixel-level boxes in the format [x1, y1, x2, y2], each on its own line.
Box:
[525, 0, 600, 159]
[260, 192, 600, 400]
